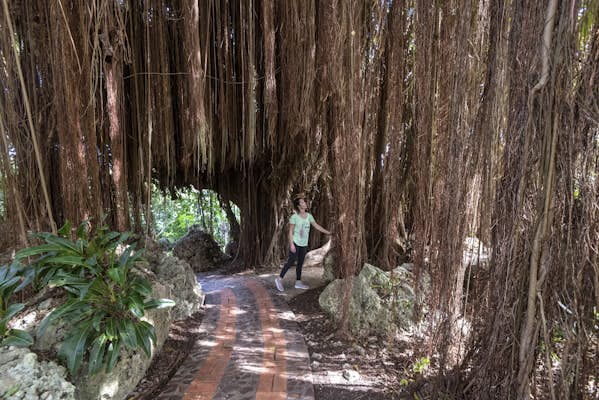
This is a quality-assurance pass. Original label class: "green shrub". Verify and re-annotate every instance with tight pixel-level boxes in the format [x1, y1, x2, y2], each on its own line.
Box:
[412, 356, 430, 374]
[0, 262, 33, 347]
[16, 221, 174, 375]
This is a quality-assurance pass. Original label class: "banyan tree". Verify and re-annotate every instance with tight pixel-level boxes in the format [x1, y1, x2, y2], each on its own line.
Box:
[0, 0, 597, 398]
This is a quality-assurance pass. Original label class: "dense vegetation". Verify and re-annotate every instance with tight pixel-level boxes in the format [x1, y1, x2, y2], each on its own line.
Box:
[3, 222, 173, 374]
[152, 186, 239, 248]
[0, 1, 597, 398]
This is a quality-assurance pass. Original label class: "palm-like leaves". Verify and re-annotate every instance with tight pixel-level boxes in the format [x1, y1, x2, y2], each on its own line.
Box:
[0, 263, 34, 347]
[19, 221, 175, 374]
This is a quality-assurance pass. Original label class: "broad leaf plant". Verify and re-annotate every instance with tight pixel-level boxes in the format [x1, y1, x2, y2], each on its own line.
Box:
[15, 221, 175, 375]
[0, 262, 34, 347]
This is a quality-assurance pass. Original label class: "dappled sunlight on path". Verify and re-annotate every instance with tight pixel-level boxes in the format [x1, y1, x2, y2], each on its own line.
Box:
[155, 274, 314, 400]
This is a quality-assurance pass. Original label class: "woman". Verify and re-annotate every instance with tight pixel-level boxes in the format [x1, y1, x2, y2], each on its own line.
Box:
[275, 195, 331, 291]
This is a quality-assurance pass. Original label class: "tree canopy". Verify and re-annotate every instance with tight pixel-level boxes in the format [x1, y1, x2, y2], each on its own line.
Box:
[0, 1, 597, 398]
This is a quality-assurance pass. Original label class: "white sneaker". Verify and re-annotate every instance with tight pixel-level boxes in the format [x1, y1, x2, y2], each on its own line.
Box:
[294, 280, 309, 290]
[275, 277, 284, 292]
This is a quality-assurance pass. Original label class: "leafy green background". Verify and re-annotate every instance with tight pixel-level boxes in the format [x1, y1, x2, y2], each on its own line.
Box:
[152, 186, 239, 249]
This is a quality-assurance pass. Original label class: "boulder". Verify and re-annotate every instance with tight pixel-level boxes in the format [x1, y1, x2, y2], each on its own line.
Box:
[390, 263, 430, 298]
[148, 254, 205, 320]
[8, 294, 67, 355]
[9, 244, 202, 400]
[15, 270, 180, 400]
[33, 309, 68, 355]
[302, 240, 331, 268]
[388, 263, 429, 327]
[0, 346, 75, 400]
[322, 250, 335, 283]
[173, 225, 230, 271]
[319, 263, 430, 336]
[319, 264, 395, 336]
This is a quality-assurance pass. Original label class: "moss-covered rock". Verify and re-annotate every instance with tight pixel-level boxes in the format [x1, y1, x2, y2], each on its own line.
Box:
[319, 263, 428, 336]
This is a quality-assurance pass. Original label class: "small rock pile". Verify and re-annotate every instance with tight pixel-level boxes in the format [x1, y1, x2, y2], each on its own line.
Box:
[0, 347, 75, 400]
[173, 225, 230, 272]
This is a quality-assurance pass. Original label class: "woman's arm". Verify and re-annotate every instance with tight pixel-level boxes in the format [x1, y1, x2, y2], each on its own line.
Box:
[311, 220, 331, 235]
[288, 224, 296, 253]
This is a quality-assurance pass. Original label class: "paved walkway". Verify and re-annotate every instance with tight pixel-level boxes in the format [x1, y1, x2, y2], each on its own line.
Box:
[156, 274, 315, 400]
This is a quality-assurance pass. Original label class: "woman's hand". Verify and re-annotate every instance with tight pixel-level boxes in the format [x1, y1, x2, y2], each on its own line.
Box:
[290, 243, 296, 253]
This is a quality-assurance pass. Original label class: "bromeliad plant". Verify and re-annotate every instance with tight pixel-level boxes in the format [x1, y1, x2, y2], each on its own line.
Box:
[0, 262, 34, 347]
[15, 221, 174, 375]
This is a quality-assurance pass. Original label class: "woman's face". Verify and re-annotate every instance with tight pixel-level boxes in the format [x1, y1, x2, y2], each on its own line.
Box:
[298, 198, 308, 210]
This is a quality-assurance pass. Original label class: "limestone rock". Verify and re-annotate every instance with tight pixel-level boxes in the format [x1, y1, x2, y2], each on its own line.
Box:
[148, 254, 204, 320]
[319, 263, 429, 336]
[173, 225, 230, 272]
[322, 250, 336, 283]
[302, 240, 331, 268]
[319, 264, 394, 336]
[8, 243, 199, 400]
[389, 263, 429, 326]
[0, 346, 75, 400]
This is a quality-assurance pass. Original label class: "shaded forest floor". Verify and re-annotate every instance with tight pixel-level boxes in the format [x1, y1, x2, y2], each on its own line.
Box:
[131, 264, 443, 400]
[288, 286, 409, 399]
[287, 285, 440, 400]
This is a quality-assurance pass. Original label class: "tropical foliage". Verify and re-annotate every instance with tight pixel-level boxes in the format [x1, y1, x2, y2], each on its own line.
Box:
[0, 0, 597, 398]
[0, 262, 33, 347]
[152, 186, 239, 249]
[15, 222, 174, 374]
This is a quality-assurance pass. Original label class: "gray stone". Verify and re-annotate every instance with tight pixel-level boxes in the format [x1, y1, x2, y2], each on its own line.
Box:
[0, 347, 75, 400]
[172, 225, 230, 272]
[321, 250, 335, 283]
[21, 353, 37, 367]
[342, 369, 360, 381]
[319, 263, 429, 337]
[319, 264, 394, 336]
[150, 254, 205, 320]
[34, 312, 69, 354]
[302, 240, 331, 268]
[9, 243, 200, 400]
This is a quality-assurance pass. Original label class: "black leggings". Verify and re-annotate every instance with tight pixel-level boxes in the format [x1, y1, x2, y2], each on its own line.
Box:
[280, 243, 308, 280]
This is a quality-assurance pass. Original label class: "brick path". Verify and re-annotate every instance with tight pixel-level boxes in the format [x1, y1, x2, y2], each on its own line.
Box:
[155, 275, 315, 400]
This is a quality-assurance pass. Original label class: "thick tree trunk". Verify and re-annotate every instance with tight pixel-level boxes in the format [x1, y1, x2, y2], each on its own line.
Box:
[49, 1, 99, 228]
[105, 57, 130, 231]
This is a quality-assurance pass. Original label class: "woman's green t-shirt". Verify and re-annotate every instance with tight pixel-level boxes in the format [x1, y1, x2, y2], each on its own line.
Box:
[290, 213, 314, 247]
